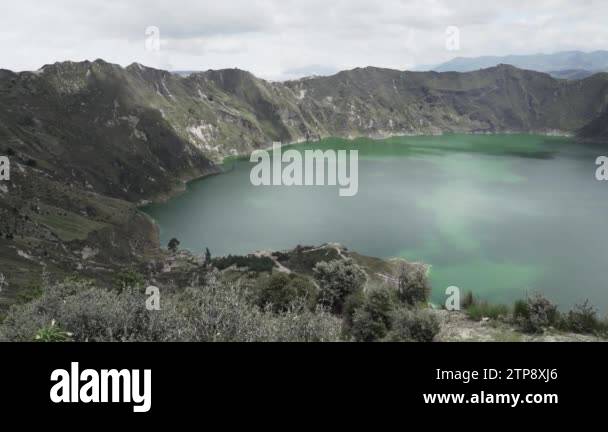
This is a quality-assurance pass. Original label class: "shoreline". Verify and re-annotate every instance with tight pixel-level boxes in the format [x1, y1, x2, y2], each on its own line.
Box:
[137, 128, 579, 215]
[136, 130, 579, 256]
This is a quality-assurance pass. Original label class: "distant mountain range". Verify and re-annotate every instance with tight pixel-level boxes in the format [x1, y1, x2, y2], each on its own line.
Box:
[428, 51, 608, 80]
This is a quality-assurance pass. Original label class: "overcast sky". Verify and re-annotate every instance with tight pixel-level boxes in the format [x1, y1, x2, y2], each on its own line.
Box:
[1, 0, 606, 80]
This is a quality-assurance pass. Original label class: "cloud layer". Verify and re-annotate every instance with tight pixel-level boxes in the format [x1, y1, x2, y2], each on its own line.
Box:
[1, 0, 607, 79]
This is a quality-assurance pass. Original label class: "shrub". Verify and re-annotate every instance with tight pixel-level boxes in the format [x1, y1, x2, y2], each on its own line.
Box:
[397, 263, 431, 306]
[461, 291, 476, 309]
[384, 307, 440, 342]
[466, 302, 509, 321]
[517, 294, 558, 334]
[16, 284, 43, 304]
[0, 281, 184, 342]
[313, 258, 366, 314]
[513, 299, 529, 321]
[113, 269, 145, 291]
[168, 238, 180, 253]
[565, 300, 602, 334]
[173, 277, 338, 342]
[0, 274, 340, 342]
[341, 290, 365, 334]
[350, 285, 394, 342]
[252, 273, 317, 313]
[351, 308, 388, 342]
[264, 302, 341, 342]
[286, 275, 318, 309]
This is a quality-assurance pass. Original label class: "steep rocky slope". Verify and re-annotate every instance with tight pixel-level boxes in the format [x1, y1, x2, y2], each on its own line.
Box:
[578, 105, 608, 140]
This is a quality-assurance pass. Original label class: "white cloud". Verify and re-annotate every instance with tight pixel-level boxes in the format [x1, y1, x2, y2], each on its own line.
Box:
[0, 0, 607, 79]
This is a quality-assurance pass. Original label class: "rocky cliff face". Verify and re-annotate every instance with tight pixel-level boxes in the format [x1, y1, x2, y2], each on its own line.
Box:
[283, 65, 608, 138]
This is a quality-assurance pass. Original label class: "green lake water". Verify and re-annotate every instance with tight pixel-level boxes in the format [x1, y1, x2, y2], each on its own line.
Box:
[143, 134, 608, 311]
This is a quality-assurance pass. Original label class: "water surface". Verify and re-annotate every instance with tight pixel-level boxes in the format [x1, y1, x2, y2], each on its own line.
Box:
[144, 134, 608, 310]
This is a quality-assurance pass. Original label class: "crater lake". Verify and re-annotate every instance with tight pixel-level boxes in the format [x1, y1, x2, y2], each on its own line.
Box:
[143, 134, 608, 311]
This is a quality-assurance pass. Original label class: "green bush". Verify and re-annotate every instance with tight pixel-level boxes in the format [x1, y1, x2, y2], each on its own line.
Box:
[517, 294, 559, 334]
[287, 276, 318, 309]
[351, 308, 388, 342]
[397, 263, 431, 306]
[341, 290, 365, 334]
[16, 284, 44, 304]
[384, 307, 440, 342]
[350, 285, 394, 342]
[252, 273, 317, 313]
[113, 269, 145, 291]
[314, 258, 366, 314]
[565, 300, 603, 334]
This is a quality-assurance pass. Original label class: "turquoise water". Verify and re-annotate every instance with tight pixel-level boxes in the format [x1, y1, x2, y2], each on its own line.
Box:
[143, 134, 608, 311]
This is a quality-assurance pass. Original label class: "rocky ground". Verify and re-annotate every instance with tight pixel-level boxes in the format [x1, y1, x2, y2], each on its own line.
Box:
[435, 310, 606, 342]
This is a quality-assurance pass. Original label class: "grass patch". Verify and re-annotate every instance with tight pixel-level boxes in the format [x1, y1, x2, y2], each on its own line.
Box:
[34, 206, 107, 241]
[466, 302, 510, 321]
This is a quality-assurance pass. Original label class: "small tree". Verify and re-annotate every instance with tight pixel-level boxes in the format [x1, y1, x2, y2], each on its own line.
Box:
[313, 258, 366, 314]
[566, 300, 600, 334]
[204, 248, 212, 264]
[342, 291, 365, 334]
[397, 263, 431, 306]
[168, 238, 180, 253]
[350, 285, 394, 342]
[517, 293, 558, 333]
[253, 273, 317, 313]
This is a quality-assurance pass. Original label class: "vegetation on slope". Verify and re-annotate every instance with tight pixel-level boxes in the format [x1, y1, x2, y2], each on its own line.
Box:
[2, 244, 604, 342]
